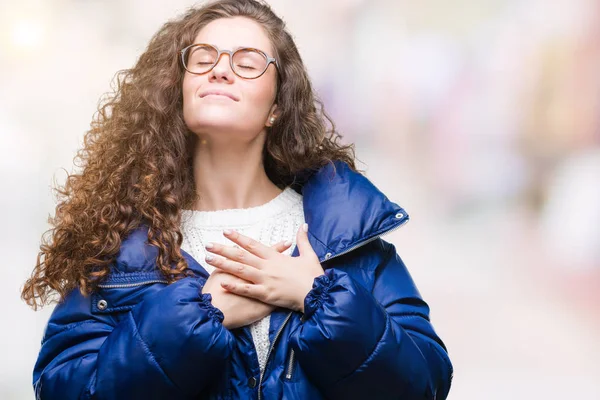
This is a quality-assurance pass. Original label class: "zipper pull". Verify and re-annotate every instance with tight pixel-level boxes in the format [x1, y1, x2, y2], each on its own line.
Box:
[285, 349, 296, 380]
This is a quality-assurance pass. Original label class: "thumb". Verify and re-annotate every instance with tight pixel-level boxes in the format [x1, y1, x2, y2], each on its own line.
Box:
[296, 223, 315, 257]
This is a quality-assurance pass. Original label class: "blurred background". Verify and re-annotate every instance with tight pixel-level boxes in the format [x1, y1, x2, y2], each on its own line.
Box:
[2, 0, 599, 398]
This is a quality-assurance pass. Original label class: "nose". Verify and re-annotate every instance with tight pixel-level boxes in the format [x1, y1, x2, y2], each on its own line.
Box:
[209, 52, 235, 82]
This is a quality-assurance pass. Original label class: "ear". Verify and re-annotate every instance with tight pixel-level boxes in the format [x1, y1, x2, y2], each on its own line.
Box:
[265, 104, 279, 128]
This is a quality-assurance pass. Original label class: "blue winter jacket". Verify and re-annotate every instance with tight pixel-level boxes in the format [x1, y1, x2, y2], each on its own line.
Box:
[33, 160, 453, 399]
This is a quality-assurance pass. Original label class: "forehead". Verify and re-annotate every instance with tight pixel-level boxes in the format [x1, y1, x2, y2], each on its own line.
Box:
[193, 16, 273, 54]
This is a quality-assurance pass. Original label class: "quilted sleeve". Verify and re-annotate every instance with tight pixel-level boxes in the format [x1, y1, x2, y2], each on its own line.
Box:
[33, 278, 235, 399]
[289, 239, 453, 399]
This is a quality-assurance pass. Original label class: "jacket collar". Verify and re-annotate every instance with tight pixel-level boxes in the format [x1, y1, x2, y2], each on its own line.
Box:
[293, 160, 408, 262]
[114, 160, 408, 277]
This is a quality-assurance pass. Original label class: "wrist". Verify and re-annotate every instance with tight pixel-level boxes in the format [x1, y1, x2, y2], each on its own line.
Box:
[297, 297, 306, 314]
[295, 288, 307, 314]
[296, 273, 320, 313]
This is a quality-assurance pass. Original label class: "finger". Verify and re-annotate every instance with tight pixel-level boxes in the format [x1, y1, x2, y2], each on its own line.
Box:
[220, 280, 267, 302]
[206, 241, 263, 269]
[206, 254, 263, 283]
[296, 223, 317, 258]
[223, 229, 275, 259]
[271, 240, 293, 253]
[216, 273, 251, 287]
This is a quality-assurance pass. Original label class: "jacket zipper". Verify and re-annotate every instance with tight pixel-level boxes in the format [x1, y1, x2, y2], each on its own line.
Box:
[321, 216, 409, 263]
[257, 311, 293, 400]
[284, 348, 296, 380]
[97, 279, 168, 289]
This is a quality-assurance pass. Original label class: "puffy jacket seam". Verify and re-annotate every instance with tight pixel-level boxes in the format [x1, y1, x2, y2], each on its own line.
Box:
[376, 242, 431, 322]
[334, 310, 391, 386]
[374, 239, 396, 280]
[396, 312, 431, 321]
[34, 347, 106, 399]
[128, 311, 183, 395]
[81, 370, 97, 400]
[419, 333, 454, 387]
[433, 342, 454, 385]
[93, 304, 136, 314]
[308, 230, 335, 253]
[41, 320, 102, 346]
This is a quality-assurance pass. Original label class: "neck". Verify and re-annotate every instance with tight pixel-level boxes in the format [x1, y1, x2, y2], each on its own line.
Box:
[190, 133, 281, 211]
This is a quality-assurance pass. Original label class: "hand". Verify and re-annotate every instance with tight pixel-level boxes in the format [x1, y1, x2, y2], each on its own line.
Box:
[202, 240, 291, 329]
[204, 224, 324, 313]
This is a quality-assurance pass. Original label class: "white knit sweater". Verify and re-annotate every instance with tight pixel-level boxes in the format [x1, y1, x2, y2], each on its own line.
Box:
[180, 186, 305, 372]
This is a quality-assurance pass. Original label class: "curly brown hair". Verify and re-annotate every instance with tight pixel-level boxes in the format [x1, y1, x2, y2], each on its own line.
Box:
[22, 0, 357, 309]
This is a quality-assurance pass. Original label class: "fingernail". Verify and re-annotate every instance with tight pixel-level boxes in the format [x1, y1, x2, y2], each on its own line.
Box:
[205, 242, 214, 249]
[223, 229, 233, 235]
[302, 223, 308, 233]
[284, 240, 292, 247]
[205, 254, 213, 262]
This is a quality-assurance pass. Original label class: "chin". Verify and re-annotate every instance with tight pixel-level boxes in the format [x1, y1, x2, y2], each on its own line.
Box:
[192, 119, 244, 135]
[188, 112, 236, 130]
[199, 115, 239, 128]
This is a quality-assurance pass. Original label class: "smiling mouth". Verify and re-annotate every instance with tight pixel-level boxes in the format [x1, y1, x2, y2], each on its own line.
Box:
[199, 90, 239, 101]
[203, 94, 234, 100]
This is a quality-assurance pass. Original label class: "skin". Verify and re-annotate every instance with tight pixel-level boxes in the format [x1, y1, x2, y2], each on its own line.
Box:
[206, 225, 324, 313]
[182, 17, 324, 328]
[182, 16, 281, 212]
[202, 241, 291, 329]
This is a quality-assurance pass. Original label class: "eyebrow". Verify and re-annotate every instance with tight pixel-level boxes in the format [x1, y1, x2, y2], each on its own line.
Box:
[233, 45, 263, 51]
[223, 44, 265, 51]
[197, 43, 270, 54]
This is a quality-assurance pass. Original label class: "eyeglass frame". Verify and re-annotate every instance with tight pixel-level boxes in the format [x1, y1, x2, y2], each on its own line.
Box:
[180, 43, 280, 79]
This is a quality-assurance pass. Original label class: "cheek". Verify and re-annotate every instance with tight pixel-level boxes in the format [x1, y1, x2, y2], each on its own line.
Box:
[182, 76, 196, 107]
[182, 76, 203, 127]
[247, 78, 277, 111]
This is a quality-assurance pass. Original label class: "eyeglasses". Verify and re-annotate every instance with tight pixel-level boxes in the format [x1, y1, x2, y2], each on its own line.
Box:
[180, 43, 279, 79]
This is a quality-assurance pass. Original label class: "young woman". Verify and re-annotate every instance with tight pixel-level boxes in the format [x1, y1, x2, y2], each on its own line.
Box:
[22, 1, 453, 398]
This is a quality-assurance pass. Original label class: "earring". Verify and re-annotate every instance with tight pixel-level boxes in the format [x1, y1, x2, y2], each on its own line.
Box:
[269, 116, 275, 124]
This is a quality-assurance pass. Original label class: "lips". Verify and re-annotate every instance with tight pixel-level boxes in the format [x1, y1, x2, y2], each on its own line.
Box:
[199, 90, 239, 101]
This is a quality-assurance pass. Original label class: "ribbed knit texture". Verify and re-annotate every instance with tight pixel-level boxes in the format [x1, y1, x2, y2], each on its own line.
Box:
[180, 186, 305, 372]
